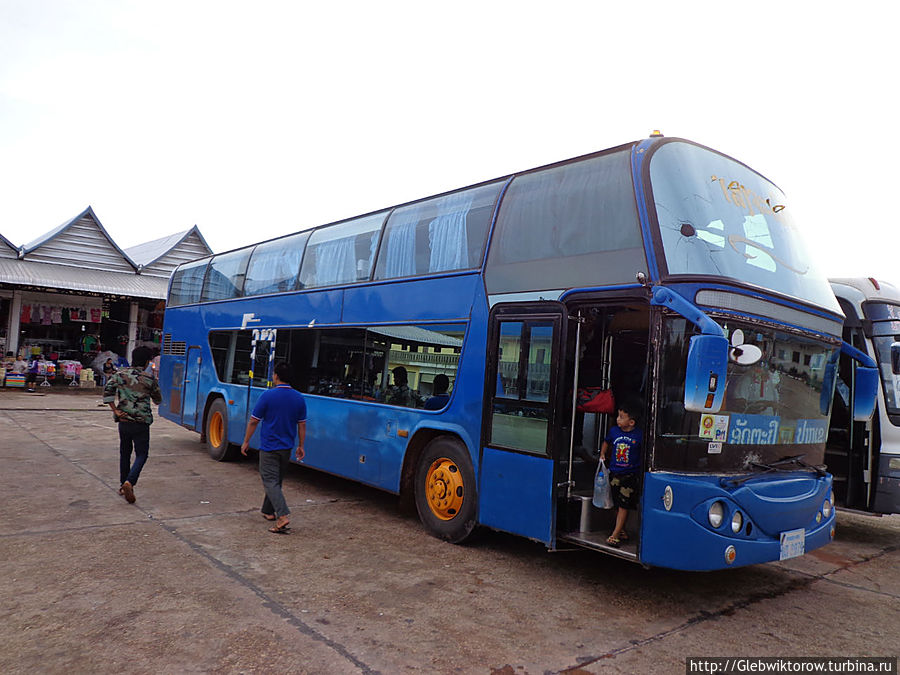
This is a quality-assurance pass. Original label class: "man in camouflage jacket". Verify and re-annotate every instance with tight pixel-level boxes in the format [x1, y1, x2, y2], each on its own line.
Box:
[103, 346, 162, 503]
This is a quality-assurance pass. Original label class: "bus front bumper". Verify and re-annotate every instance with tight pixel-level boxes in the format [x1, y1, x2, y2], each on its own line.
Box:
[639, 472, 836, 571]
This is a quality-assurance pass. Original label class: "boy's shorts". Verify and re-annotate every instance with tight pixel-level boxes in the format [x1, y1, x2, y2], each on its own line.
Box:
[609, 472, 640, 509]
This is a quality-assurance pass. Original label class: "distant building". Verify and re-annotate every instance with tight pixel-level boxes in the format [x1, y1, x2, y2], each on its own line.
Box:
[0, 206, 212, 365]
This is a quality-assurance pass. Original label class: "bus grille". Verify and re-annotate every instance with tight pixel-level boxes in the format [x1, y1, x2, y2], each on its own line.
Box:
[162, 334, 187, 356]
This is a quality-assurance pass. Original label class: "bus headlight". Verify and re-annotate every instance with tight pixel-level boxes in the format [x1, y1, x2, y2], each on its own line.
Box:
[731, 510, 743, 534]
[708, 501, 725, 528]
[663, 485, 674, 511]
[822, 499, 832, 519]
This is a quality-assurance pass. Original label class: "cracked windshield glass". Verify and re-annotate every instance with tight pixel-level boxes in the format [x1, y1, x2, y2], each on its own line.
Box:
[650, 141, 839, 312]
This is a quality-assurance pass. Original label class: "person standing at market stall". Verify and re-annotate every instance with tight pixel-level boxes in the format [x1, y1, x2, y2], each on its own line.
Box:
[241, 362, 306, 534]
[103, 346, 162, 504]
[26, 356, 40, 392]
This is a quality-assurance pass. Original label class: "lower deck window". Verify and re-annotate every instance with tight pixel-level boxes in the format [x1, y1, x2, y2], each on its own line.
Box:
[208, 324, 465, 410]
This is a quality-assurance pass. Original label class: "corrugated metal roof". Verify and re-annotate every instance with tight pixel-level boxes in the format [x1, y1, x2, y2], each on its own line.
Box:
[125, 227, 213, 277]
[367, 325, 463, 347]
[0, 234, 16, 259]
[22, 206, 138, 273]
[126, 229, 192, 265]
[0, 258, 169, 299]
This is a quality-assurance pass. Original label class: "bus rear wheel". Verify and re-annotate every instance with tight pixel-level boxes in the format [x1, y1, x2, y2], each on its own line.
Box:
[414, 437, 477, 544]
[206, 398, 238, 461]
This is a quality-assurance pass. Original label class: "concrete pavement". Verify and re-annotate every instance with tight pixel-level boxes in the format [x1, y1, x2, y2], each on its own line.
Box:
[0, 388, 897, 674]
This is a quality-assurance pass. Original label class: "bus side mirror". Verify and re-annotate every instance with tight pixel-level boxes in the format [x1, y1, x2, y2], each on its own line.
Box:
[892, 342, 900, 375]
[852, 365, 879, 422]
[684, 334, 728, 413]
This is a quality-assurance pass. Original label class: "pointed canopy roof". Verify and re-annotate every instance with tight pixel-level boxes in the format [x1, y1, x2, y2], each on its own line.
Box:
[21, 206, 138, 273]
[0, 233, 16, 259]
[124, 226, 213, 278]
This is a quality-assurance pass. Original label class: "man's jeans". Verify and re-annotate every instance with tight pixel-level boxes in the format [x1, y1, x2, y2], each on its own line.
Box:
[119, 421, 150, 485]
[259, 448, 292, 518]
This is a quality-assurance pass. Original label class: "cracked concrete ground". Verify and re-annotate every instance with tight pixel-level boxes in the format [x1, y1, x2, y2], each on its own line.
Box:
[0, 389, 897, 674]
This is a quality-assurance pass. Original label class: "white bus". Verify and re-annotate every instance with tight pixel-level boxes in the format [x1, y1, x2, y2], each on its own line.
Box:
[828, 277, 900, 514]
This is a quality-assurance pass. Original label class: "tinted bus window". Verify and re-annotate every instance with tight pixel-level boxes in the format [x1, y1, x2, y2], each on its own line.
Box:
[375, 182, 503, 280]
[168, 258, 210, 306]
[244, 231, 310, 296]
[209, 331, 233, 381]
[201, 248, 254, 302]
[269, 324, 463, 408]
[485, 150, 644, 294]
[232, 331, 253, 385]
[490, 320, 554, 454]
[300, 212, 387, 288]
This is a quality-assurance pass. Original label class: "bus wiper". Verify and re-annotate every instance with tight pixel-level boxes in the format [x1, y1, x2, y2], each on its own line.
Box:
[722, 454, 826, 487]
[766, 454, 827, 477]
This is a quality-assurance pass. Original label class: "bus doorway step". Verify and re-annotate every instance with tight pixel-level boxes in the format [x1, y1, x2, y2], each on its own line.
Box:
[558, 531, 638, 560]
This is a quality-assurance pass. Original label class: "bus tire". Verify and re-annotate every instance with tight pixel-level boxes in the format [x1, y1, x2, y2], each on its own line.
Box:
[206, 398, 237, 461]
[414, 436, 477, 544]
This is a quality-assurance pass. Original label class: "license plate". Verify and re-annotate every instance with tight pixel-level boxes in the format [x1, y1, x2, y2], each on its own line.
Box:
[779, 528, 805, 560]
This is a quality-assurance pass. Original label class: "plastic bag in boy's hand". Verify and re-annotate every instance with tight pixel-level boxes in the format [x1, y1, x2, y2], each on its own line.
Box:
[592, 459, 613, 509]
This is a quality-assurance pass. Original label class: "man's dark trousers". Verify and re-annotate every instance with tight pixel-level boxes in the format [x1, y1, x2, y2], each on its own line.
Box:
[259, 448, 292, 517]
[119, 421, 150, 485]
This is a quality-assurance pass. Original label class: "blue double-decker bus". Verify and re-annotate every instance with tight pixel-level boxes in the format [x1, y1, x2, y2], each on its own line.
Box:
[159, 134, 877, 570]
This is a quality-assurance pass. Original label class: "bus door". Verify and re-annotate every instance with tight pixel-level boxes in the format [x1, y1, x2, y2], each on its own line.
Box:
[826, 319, 874, 510]
[479, 305, 563, 545]
[181, 345, 203, 429]
[246, 329, 277, 447]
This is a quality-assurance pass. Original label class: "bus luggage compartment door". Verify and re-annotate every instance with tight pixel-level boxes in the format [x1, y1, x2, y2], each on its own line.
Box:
[181, 347, 202, 429]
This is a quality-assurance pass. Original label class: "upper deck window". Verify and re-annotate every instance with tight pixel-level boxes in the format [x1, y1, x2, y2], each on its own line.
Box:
[374, 181, 503, 280]
[485, 149, 645, 294]
[650, 141, 840, 312]
[244, 231, 310, 296]
[168, 257, 210, 306]
[201, 248, 254, 302]
[300, 212, 387, 288]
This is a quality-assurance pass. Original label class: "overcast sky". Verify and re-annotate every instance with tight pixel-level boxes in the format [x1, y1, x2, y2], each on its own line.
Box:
[1, 1, 897, 285]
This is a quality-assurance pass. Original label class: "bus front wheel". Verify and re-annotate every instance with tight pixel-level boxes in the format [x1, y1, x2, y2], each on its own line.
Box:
[414, 437, 477, 544]
[206, 398, 238, 461]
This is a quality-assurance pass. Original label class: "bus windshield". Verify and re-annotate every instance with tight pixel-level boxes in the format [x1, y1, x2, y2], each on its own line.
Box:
[650, 142, 839, 313]
[863, 301, 900, 421]
[655, 316, 839, 472]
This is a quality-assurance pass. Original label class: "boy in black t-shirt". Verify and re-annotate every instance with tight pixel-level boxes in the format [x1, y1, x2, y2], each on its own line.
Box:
[600, 399, 643, 547]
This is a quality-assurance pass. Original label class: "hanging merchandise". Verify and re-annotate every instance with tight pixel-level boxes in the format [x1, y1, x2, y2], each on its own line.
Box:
[51, 307, 62, 324]
[20, 304, 31, 324]
[90, 308, 101, 323]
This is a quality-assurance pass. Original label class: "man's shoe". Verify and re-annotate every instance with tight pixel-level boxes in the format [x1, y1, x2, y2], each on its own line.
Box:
[122, 481, 135, 503]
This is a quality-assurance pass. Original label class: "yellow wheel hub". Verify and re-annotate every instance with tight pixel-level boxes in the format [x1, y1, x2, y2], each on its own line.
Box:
[209, 411, 224, 448]
[425, 457, 465, 521]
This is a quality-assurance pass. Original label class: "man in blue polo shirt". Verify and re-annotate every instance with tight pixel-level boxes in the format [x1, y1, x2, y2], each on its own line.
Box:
[241, 362, 307, 534]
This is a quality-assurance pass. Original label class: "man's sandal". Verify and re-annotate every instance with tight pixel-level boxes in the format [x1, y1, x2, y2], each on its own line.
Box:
[606, 535, 621, 547]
